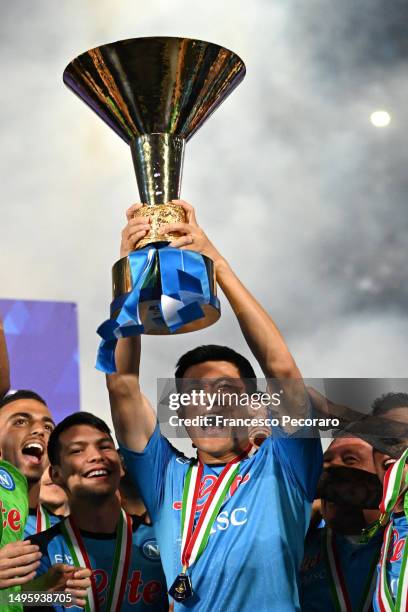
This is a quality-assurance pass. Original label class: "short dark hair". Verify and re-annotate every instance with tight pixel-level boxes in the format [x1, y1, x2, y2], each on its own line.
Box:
[0, 390, 47, 409]
[175, 345, 257, 393]
[371, 392, 408, 418]
[48, 411, 113, 465]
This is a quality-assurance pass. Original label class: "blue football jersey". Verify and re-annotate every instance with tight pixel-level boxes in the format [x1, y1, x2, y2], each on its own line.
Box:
[24, 507, 62, 538]
[373, 513, 407, 611]
[120, 424, 323, 612]
[299, 526, 382, 611]
[27, 517, 168, 611]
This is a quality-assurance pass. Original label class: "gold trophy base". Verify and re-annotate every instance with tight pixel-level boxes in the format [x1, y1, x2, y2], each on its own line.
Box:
[134, 203, 186, 249]
[112, 252, 220, 335]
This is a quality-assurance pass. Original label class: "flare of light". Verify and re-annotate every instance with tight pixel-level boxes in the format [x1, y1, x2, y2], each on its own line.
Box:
[370, 110, 391, 128]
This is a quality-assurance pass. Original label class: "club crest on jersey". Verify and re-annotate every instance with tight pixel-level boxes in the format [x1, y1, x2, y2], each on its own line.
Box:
[0, 468, 15, 491]
[142, 538, 161, 561]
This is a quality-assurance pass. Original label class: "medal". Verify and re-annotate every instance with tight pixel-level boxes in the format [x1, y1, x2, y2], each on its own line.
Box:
[61, 508, 133, 612]
[169, 446, 251, 602]
[168, 567, 194, 602]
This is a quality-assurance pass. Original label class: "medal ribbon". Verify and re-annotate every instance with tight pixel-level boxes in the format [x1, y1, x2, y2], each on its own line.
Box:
[36, 504, 51, 533]
[61, 509, 133, 612]
[375, 447, 408, 611]
[180, 446, 250, 572]
[361, 448, 408, 543]
[379, 448, 408, 517]
[324, 528, 378, 612]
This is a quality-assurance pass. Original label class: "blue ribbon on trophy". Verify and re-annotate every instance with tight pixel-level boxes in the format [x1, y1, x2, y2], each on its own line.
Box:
[96, 247, 220, 373]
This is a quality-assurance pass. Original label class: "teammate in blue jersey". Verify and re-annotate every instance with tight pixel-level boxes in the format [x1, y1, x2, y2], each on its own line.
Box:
[361, 393, 408, 611]
[107, 201, 323, 611]
[313, 390, 408, 611]
[300, 436, 383, 611]
[29, 411, 168, 611]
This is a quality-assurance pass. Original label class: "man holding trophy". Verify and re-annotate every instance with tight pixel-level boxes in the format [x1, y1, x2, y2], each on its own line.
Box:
[63, 37, 323, 610]
[106, 201, 322, 610]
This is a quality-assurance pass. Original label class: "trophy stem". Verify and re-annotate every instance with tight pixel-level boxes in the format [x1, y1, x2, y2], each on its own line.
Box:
[131, 133, 185, 206]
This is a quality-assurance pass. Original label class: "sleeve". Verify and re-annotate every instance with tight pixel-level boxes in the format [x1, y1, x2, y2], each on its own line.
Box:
[24, 531, 52, 577]
[264, 392, 323, 502]
[119, 423, 179, 521]
[272, 436, 323, 502]
[34, 550, 52, 577]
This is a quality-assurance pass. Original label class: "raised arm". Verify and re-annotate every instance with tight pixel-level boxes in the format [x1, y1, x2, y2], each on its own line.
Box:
[162, 201, 300, 381]
[161, 201, 307, 420]
[211, 252, 299, 381]
[109, 200, 307, 450]
[0, 317, 10, 398]
[163, 202, 322, 494]
[106, 337, 157, 452]
[106, 205, 157, 451]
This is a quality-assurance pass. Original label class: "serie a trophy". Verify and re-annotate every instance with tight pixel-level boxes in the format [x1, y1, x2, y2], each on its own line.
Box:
[63, 37, 245, 372]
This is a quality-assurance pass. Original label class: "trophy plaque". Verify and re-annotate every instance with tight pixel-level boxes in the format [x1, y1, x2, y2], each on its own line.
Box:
[63, 37, 245, 371]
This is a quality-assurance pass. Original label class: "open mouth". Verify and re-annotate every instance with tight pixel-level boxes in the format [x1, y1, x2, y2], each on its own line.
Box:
[21, 441, 44, 465]
[83, 468, 110, 479]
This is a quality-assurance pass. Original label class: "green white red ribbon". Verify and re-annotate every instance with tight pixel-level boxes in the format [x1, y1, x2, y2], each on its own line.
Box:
[36, 504, 51, 533]
[379, 448, 408, 517]
[324, 527, 378, 612]
[180, 446, 250, 573]
[61, 509, 132, 612]
[375, 447, 408, 611]
[361, 448, 408, 543]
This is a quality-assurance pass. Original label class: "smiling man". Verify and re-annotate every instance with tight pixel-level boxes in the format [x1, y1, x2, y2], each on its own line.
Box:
[28, 411, 168, 611]
[300, 436, 383, 611]
[107, 201, 323, 611]
[320, 436, 381, 530]
[0, 309, 56, 606]
[0, 392, 90, 606]
[319, 390, 408, 611]
[0, 390, 60, 537]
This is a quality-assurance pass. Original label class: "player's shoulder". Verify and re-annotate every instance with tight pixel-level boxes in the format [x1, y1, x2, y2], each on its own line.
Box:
[25, 519, 65, 554]
[120, 424, 185, 464]
[130, 517, 158, 541]
[245, 436, 275, 464]
[130, 514, 145, 532]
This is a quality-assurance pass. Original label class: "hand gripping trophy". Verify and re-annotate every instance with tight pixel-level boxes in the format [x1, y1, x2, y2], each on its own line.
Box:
[63, 37, 245, 372]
